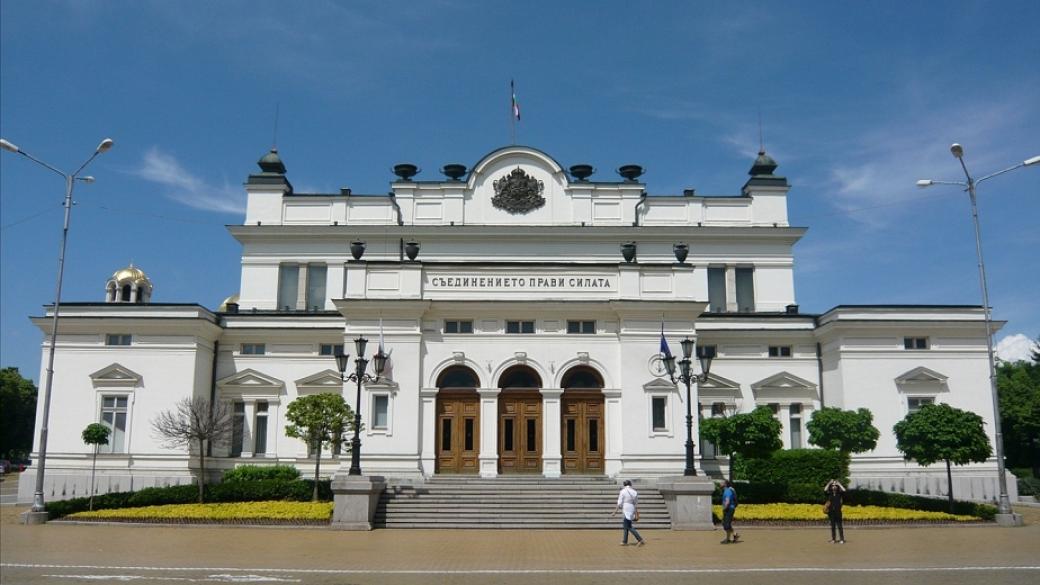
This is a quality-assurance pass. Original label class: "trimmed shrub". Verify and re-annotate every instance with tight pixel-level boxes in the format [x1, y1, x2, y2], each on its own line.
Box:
[206, 479, 332, 502]
[738, 449, 849, 488]
[1017, 476, 1040, 496]
[843, 489, 996, 520]
[222, 465, 301, 483]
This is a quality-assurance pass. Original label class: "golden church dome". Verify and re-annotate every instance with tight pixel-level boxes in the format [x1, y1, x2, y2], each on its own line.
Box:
[218, 293, 240, 312]
[110, 264, 152, 286]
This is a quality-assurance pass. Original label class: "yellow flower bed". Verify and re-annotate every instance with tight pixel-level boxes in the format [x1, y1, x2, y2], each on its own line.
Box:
[713, 503, 980, 522]
[67, 501, 333, 522]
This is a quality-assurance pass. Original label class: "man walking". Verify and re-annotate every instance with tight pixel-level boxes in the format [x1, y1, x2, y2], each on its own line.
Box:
[611, 480, 646, 546]
[721, 480, 740, 544]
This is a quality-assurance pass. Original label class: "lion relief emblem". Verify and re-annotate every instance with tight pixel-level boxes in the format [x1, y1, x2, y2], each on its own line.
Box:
[492, 167, 545, 214]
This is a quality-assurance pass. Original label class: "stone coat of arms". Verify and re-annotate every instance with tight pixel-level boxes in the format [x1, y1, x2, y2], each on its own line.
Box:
[492, 167, 545, 214]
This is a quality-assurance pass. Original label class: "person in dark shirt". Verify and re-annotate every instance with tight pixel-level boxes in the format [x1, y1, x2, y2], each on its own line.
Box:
[825, 479, 846, 543]
[720, 480, 740, 544]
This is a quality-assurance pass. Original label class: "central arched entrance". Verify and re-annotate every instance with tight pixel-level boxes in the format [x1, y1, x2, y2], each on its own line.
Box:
[498, 365, 542, 474]
[561, 366, 605, 474]
[436, 366, 480, 474]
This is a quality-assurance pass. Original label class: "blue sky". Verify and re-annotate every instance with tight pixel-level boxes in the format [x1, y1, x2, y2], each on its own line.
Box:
[2, 1, 1038, 382]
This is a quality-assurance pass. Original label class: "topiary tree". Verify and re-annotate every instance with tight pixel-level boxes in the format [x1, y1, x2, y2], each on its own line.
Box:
[81, 423, 110, 511]
[699, 406, 782, 481]
[807, 407, 880, 455]
[152, 397, 234, 503]
[284, 393, 356, 501]
[894, 403, 992, 511]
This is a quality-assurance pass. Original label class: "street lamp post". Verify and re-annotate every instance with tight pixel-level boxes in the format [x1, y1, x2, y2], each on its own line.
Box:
[1, 137, 114, 524]
[917, 144, 1039, 524]
[662, 338, 716, 476]
[333, 337, 387, 476]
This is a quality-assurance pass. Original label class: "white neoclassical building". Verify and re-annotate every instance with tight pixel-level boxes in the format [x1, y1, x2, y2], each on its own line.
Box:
[19, 144, 1015, 503]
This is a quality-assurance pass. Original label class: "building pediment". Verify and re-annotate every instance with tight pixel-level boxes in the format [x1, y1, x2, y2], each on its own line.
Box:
[751, 371, 818, 404]
[643, 377, 678, 392]
[294, 370, 345, 395]
[90, 363, 142, 388]
[217, 368, 284, 397]
[895, 366, 948, 385]
[698, 373, 742, 401]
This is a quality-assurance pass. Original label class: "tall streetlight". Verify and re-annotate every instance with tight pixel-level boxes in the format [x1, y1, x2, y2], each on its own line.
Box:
[662, 338, 716, 476]
[917, 143, 1039, 524]
[1, 137, 115, 523]
[333, 337, 387, 475]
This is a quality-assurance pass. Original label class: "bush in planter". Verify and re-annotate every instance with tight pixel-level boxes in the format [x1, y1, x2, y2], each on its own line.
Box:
[222, 464, 301, 483]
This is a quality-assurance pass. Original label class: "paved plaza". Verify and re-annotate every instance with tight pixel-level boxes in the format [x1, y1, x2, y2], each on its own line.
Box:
[2, 499, 1039, 585]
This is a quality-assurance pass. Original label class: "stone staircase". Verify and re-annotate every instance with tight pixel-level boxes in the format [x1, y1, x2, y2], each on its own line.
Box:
[375, 475, 671, 529]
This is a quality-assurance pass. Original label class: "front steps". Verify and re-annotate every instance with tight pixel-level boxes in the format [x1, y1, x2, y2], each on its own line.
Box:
[375, 475, 671, 529]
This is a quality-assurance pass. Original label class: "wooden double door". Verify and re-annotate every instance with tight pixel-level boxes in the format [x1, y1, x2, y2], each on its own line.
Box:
[498, 391, 543, 474]
[436, 391, 480, 474]
[562, 391, 605, 474]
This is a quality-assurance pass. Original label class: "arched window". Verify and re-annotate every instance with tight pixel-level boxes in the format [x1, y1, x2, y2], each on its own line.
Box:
[561, 366, 604, 389]
[498, 365, 542, 389]
[121, 285, 132, 302]
[437, 365, 479, 389]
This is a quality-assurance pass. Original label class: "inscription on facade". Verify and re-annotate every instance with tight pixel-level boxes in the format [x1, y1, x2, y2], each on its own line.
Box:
[429, 275, 613, 290]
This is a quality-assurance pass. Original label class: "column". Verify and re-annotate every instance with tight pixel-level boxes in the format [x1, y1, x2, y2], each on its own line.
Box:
[778, 404, 791, 449]
[477, 388, 500, 478]
[419, 388, 438, 476]
[725, 266, 738, 312]
[130, 284, 139, 303]
[240, 399, 256, 458]
[295, 263, 308, 310]
[265, 399, 280, 458]
[540, 388, 564, 478]
[603, 388, 623, 476]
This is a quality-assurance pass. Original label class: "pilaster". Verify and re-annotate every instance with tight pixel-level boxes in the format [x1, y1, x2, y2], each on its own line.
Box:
[477, 388, 500, 477]
[540, 388, 564, 478]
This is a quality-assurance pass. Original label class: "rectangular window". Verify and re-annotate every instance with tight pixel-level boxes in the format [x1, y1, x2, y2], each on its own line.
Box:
[526, 418, 536, 451]
[735, 267, 755, 312]
[588, 419, 599, 452]
[506, 320, 535, 334]
[277, 264, 300, 311]
[254, 401, 268, 454]
[241, 343, 266, 355]
[789, 403, 802, 449]
[652, 397, 667, 431]
[566, 320, 596, 334]
[464, 418, 474, 451]
[503, 419, 514, 451]
[566, 419, 576, 452]
[768, 346, 792, 358]
[707, 267, 727, 313]
[100, 396, 128, 453]
[444, 320, 474, 334]
[904, 337, 929, 350]
[373, 395, 389, 430]
[319, 344, 344, 356]
[441, 419, 452, 452]
[908, 397, 934, 413]
[231, 402, 245, 457]
[305, 264, 327, 311]
[711, 402, 726, 417]
[105, 334, 132, 346]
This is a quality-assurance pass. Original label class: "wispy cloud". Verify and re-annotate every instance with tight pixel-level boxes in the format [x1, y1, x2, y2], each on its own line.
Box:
[996, 333, 1038, 363]
[133, 148, 244, 214]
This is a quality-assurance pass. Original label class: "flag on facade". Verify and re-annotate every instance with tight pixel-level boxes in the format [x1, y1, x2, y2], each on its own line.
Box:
[659, 322, 672, 359]
[379, 317, 394, 380]
[511, 79, 520, 121]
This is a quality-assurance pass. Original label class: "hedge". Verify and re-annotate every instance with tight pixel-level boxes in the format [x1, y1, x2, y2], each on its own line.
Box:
[222, 465, 301, 483]
[47, 479, 332, 520]
[736, 449, 850, 488]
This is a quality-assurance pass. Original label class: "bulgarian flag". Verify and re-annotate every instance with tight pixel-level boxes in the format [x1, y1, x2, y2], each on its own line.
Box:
[511, 79, 520, 121]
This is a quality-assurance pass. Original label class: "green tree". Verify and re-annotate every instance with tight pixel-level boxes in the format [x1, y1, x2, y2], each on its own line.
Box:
[699, 406, 782, 480]
[284, 393, 356, 501]
[894, 403, 992, 511]
[0, 367, 38, 459]
[81, 423, 110, 511]
[151, 397, 233, 503]
[997, 351, 1040, 476]
[807, 407, 880, 454]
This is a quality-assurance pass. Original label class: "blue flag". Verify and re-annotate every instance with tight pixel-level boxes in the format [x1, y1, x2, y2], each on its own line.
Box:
[659, 323, 672, 359]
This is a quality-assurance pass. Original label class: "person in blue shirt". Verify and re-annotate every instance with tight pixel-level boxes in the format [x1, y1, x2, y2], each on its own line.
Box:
[721, 480, 740, 544]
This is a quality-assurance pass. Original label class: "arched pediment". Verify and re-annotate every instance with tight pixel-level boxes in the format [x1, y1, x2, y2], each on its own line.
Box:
[217, 368, 284, 397]
[469, 145, 565, 180]
[90, 363, 142, 388]
[294, 370, 345, 395]
[751, 371, 818, 404]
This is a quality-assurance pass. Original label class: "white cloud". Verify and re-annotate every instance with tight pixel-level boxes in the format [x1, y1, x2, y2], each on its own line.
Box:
[996, 333, 1038, 363]
[134, 148, 245, 215]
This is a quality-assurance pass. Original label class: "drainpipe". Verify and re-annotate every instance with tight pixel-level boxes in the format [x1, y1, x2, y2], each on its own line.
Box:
[816, 342, 825, 409]
[388, 191, 404, 226]
[632, 191, 648, 227]
[207, 340, 219, 457]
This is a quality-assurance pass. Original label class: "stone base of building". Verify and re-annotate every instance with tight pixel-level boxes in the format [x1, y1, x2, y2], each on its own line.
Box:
[656, 476, 716, 530]
[330, 474, 386, 530]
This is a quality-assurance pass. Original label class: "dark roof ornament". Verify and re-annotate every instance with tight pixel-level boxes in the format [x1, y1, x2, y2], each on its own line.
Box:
[742, 149, 788, 192]
[617, 164, 645, 181]
[492, 167, 545, 214]
[248, 148, 293, 194]
[749, 150, 778, 176]
[258, 148, 287, 174]
[393, 163, 420, 181]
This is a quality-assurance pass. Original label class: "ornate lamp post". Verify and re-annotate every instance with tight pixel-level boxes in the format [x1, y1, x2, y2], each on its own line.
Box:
[917, 144, 1039, 523]
[333, 337, 387, 476]
[662, 338, 716, 476]
[1, 136, 114, 523]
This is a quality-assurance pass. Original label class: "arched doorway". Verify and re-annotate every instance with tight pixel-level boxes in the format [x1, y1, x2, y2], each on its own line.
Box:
[498, 365, 542, 474]
[436, 366, 480, 474]
[560, 366, 605, 474]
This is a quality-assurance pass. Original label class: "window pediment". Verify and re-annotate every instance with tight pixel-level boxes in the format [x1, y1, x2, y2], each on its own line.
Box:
[698, 373, 742, 401]
[218, 368, 284, 397]
[294, 370, 345, 395]
[895, 366, 949, 394]
[643, 377, 677, 392]
[90, 363, 142, 388]
[751, 371, 817, 403]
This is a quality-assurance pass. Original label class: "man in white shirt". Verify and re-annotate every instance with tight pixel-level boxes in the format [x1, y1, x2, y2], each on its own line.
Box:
[611, 480, 646, 546]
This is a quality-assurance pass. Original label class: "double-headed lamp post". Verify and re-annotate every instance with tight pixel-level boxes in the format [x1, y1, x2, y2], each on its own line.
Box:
[333, 337, 387, 476]
[1, 137, 114, 522]
[917, 144, 1040, 520]
[662, 338, 716, 476]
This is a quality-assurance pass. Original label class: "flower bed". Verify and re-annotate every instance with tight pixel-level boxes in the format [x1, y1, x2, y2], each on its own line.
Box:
[65, 501, 333, 524]
[712, 503, 984, 524]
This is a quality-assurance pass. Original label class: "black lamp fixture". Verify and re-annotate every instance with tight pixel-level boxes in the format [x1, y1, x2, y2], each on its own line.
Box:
[662, 336, 716, 476]
[333, 336, 388, 476]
